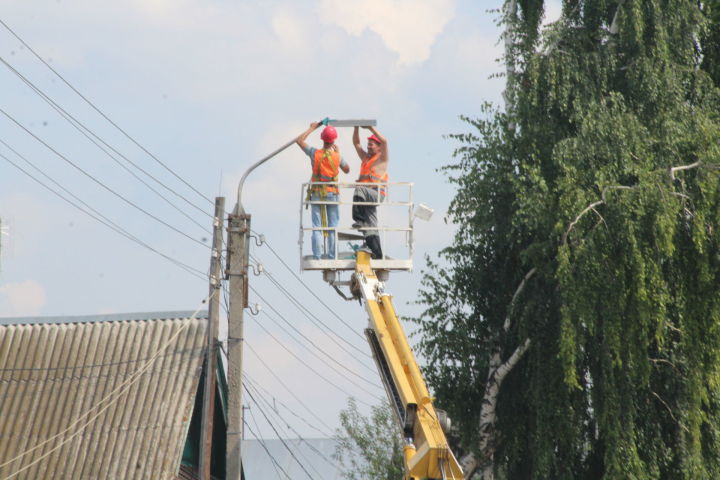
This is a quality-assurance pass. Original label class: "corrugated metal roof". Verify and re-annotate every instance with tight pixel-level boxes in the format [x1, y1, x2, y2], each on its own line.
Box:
[241, 438, 344, 480]
[0, 310, 209, 326]
[0, 311, 208, 479]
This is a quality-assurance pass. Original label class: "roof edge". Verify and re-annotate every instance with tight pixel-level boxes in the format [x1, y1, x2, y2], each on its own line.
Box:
[0, 310, 209, 326]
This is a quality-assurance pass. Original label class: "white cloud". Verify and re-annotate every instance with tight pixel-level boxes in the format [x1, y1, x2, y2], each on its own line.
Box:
[271, 8, 309, 51]
[319, 0, 456, 66]
[0, 280, 47, 316]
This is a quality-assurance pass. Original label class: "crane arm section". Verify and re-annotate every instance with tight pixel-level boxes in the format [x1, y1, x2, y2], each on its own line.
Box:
[352, 250, 463, 480]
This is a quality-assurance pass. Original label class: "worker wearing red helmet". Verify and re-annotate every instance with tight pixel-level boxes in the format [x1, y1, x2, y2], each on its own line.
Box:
[296, 122, 350, 260]
[351, 125, 388, 259]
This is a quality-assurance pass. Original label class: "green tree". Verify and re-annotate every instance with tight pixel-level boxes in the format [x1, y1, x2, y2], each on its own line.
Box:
[414, 1, 720, 479]
[333, 398, 404, 480]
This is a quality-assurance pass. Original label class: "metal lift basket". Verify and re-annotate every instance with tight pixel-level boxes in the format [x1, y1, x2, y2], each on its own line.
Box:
[298, 181, 415, 272]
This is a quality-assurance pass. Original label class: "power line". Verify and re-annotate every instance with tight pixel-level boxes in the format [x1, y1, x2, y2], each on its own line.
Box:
[0, 55, 214, 227]
[249, 286, 381, 390]
[245, 312, 381, 406]
[250, 259, 373, 362]
[256, 237, 366, 340]
[243, 383, 316, 480]
[0, 17, 214, 207]
[0, 146, 207, 280]
[0, 106, 211, 250]
[244, 341, 336, 435]
[243, 372, 333, 439]
[244, 376, 342, 471]
[243, 380, 326, 479]
[243, 417, 291, 480]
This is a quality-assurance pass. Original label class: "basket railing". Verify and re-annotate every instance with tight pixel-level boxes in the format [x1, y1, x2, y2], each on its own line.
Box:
[298, 181, 414, 263]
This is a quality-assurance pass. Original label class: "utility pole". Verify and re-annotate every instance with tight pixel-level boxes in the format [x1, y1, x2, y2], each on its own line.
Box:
[225, 205, 250, 480]
[199, 197, 225, 480]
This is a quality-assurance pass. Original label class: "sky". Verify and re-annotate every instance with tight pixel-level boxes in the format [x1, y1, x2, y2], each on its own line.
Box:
[0, 0, 561, 447]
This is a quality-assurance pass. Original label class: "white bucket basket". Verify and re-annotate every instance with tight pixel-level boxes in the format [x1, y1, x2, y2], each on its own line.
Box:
[299, 181, 416, 271]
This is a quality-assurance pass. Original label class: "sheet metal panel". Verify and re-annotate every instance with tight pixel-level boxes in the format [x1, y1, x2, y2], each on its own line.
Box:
[0, 313, 207, 480]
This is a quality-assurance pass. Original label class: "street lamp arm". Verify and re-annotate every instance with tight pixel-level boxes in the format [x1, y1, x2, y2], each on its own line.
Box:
[236, 118, 331, 211]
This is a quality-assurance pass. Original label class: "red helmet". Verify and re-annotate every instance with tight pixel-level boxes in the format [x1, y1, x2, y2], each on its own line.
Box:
[368, 134, 381, 144]
[320, 125, 338, 143]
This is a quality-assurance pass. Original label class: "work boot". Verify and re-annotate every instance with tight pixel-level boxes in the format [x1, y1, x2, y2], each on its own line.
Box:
[365, 235, 383, 260]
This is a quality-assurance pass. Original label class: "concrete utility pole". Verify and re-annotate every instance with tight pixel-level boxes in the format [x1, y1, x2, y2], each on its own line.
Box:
[225, 205, 250, 480]
[199, 196, 225, 480]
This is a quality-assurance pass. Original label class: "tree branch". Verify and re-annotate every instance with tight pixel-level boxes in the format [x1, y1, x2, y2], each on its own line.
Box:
[562, 200, 604, 245]
[669, 161, 701, 181]
[503, 268, 537, 332]
[562, 185, 636, 245]
[651, 390, 689, 433]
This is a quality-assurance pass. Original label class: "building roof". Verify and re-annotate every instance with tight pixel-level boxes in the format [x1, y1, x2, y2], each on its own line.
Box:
[0, 310, 208, 479]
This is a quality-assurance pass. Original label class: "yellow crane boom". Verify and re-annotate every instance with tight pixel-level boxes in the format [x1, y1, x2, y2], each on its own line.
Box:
[351, 250, 463, 480]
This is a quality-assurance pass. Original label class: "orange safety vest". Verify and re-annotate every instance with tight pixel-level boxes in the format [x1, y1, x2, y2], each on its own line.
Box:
[358, 153, 388, 196]
[311, 149, 341, 194]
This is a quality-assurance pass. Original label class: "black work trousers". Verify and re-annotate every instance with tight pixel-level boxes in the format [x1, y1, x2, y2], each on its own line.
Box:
[352, 185, 383, 259]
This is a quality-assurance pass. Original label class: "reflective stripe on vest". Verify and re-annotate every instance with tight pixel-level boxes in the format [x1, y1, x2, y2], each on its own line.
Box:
[358, 153, 388, 196]
[311, 149, 340, 194]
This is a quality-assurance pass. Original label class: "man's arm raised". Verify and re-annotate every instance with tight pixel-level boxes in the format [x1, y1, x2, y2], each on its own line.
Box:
[296, 122, 318, 152]
[352, 126, 366, 159]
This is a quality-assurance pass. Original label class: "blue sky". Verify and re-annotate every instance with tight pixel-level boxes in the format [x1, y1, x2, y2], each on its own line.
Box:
[0, 0, 560, 440]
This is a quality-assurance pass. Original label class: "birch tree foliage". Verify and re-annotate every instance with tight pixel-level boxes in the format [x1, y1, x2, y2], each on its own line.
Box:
[414, 1, 720, 478]
[333, 398, 404, 480]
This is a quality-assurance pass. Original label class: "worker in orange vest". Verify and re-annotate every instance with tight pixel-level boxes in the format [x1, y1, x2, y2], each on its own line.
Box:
[296, 121, 350, 259]
[351, 126, 388, 259]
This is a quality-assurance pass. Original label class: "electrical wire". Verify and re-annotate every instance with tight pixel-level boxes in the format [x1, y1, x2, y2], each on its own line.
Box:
[250, 260, 373, 362]
[253, 308, 379, 392]
[243, 383, 315, 480]
[245, 312, 381, 406]
[0, 148, 207, 280]
[244, 341, 335, 435]
[0, 296, 213, 479]
[242, 379, 325, 479]
[257, 237, 366, 340]
[243, 417, 290, 480]
[243, 372, 333, 439]
[249, 286, 380, 388]
[0, 17, 214, 207]
[0, 55, 214, 226]
[0, 107, 211, 249]
[244, 376, 342, 471]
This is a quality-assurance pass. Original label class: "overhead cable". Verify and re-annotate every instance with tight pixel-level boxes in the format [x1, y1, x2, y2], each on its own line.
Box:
[244, 341, 335, 435]
[243, 383, 316, 480]
[0, 147, 206, 280]
[250, 287, 380, 389]
[243, 380, 326, 479]
[0, 107, 210, 250]
[249, 259, 372, 362]
[256, 237, 366, 340]
[243, 417, 291, 480]
[245, 311, 381, 405]
[244, 376, 342, 471]
[0, 17, 214, 207]
[0, 56, 214, 226]
[243, 372, 333, 438]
